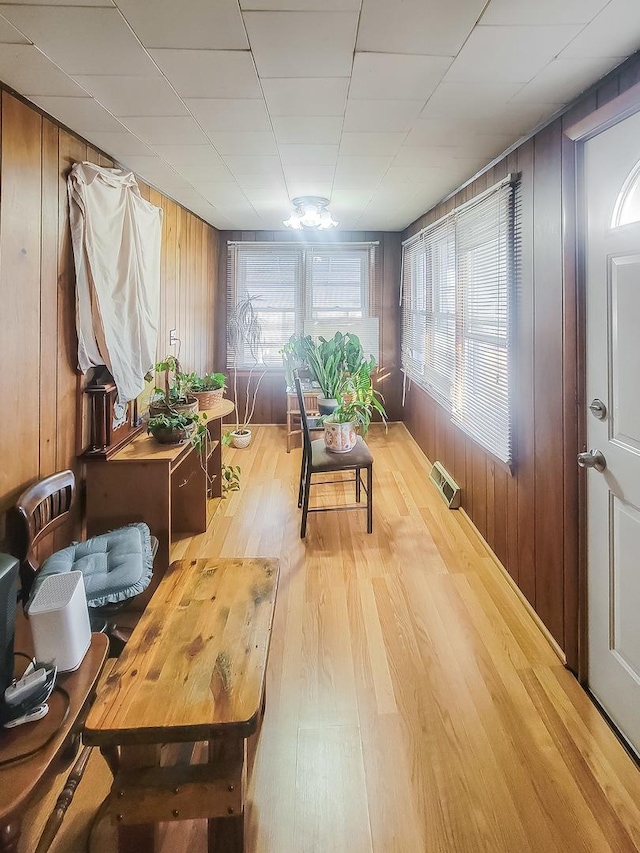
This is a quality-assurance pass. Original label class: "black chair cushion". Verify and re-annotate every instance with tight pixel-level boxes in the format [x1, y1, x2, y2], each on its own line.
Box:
[29, 522, 153, 608]
[310, 436, 373, 472]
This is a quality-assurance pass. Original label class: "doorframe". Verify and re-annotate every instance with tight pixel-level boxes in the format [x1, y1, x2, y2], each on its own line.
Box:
[563, 80, 640, 683]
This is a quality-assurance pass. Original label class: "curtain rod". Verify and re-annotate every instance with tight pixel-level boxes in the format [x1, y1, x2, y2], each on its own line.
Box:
[227, 240, 379, 247]
[401, 173, 518, 247]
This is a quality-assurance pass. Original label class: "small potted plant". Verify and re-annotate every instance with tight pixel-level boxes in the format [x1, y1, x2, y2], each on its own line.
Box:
[227, 295, 267, 448]
[147, 411, 208, 446]
[190, 372, 227, 409]
[149, 355, 198, 417]
[323, 385, 387, 453]
[301, 333, 348, 415]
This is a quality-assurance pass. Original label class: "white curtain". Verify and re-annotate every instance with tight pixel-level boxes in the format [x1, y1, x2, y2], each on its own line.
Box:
[68, 161, 162, 404]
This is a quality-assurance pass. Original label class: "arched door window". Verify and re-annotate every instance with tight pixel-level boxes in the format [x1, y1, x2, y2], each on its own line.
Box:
[611, 159, 640, 227]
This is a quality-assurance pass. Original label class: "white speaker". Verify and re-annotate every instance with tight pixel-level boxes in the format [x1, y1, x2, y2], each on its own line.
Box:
[28, 571, 91, 672]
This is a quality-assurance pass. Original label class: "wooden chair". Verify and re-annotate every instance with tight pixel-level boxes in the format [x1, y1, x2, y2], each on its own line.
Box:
[295, 376, 374, 538]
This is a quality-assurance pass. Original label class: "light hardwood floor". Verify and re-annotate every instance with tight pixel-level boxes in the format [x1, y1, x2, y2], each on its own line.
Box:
[20, 424, 640, 852]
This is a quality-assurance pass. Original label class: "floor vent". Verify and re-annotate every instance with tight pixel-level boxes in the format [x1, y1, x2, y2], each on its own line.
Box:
[429, 461, 461, 509]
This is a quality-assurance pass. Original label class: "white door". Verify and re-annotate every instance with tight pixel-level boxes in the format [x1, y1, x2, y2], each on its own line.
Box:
[584, 108, 640, 757]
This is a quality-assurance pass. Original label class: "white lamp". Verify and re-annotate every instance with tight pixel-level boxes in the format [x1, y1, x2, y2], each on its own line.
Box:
[283, 197, 338, 231]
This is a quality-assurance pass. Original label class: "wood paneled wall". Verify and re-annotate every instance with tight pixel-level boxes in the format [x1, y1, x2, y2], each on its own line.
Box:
[401, 52, 640, 669]
[0, 89, 218, 550]
[216, 230, 402, 425]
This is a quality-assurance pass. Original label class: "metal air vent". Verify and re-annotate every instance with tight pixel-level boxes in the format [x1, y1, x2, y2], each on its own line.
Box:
[429, 461, 461, 509]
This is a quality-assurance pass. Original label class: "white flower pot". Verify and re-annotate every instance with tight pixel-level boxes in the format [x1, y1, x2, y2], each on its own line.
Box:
[324, 421, 357, 453]
[231, 429, 252, 448]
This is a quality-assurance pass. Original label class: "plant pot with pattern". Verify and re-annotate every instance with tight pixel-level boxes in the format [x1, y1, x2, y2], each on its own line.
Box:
[323, 394, 387, 454]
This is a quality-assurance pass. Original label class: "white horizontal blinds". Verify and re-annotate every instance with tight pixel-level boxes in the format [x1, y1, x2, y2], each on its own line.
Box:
[400, 219, 455, 404]
[305, 245, 378, 360]
[228, 244, 302, 367]
[452, 183, 514, 464]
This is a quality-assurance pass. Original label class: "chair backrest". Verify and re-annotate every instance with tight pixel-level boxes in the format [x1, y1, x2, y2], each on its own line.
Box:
[294, 375, 313, 457]
[14, 470, 76, 598]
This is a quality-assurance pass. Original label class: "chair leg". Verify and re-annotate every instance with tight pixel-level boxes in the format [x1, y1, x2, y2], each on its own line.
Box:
[355, 467, 361, 503]
[301, 469, 312, 538]
[298, 448, 307, 509]
[367, 464, 373, 534]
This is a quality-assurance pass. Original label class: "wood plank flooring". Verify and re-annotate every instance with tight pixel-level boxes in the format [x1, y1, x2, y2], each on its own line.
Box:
[19, 424, 640, 852]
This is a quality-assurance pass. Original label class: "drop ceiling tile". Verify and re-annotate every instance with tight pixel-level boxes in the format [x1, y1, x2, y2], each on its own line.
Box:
[394, 144, 507, 168]
[185, 98, 271, 132]
[110, 154, 187, 184]
[72, 75, 188, 116]
[271, 116, 343, 145]
[121, 116, 209, 145]
[332, 173, 381, 190]
[149, 49, 262, 98]
[0, 45, 87, 96]
[357, 0, 486, 55]
[243, 11, 358, 78]
[0, 14, 30, 42]
[177, 162, 235, 182]
[115, 0, 247, 49]
[343, 99, 425, 132]
[482, 0, 610, 26]
[350, 54, 452, 101]
[561, 0, 640, 58]
[279, 144, 338, 165]
[421, 81, 523, 118]
[340, 132, 406, 156]
[444, 25, 582, 84]
[380, 165, 452, 184]
[242, 186, 289, 204]
[262, 77, 349, 116]
[511, 56, 626, 104]
[335, 155, 393, 176]
[207, 131, 278, 155]
[285, 182, 333, 199]
[3, 0, 112, 5]
[0, 6, 158, 74]
[150, 143, 226, 167]
[190, 182, 249, 204]
[30, 95, 125, 132]
[407, 115, 541, 145]
[223, 155, 284, 175]
[235, 173, 289, 190]
[83, 130, 154, 158]
[282, 164, 335, 182]
[241, 0, 359, 8]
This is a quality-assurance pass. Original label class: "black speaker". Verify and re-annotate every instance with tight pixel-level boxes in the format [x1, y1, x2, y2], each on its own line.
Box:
[0, 553, 19, 703]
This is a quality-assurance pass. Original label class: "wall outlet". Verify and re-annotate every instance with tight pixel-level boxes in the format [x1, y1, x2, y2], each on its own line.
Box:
[169, 329, 178, 346]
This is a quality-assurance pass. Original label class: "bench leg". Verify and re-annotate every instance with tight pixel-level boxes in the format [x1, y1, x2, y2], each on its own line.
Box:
[116, 745, 160, 853]
[207, 738, 245, 853]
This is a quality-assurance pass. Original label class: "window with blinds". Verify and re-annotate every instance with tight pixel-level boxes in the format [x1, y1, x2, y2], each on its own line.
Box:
[228, 242, 378, 368]
[401, 178, 518, 465]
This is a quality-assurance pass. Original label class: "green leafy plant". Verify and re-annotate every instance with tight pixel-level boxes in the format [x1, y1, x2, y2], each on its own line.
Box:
[280, 335, 309, 390]
[300, 333, 348, 400]
[323, 394, 387, 437]
[147, 411, 208, 447]
[190, 371, 226, 392]
[221, 462, 241, 496]
[150, 355, 195, 409]
[227, 295, 267, 437]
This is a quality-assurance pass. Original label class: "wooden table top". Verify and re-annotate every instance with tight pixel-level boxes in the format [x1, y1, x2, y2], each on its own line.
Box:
[84, 557, 279, 747]
[0, 625, 108, 823]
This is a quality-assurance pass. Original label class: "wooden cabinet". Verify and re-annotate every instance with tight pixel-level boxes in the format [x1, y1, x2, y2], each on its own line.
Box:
[286, 390, 320, 452]
[84, 400, 234, 573]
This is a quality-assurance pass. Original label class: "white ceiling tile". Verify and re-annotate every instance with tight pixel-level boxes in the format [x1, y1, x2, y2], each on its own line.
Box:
[283, 164, 335, 182]
[343, 99, 425, 132]
[223, 155, 284, 175]
[72, 75, 188, 116]
[186, 98, 271, 132]
[271, 116, 343, 145]
[30, 95, 125, 132]
[235, 173, 289, 190]
[114, 154, 188, 185]
[190, 182, 249, 204]
[0, 45, 87, 96]
[511, 57, 626, 105]
[208, 131, 278, 155]
[444, 25, 583, 84]
[393, 145, 498, 169]
[83, 130, 154, 158]
[286, 182, 333, 198]
[340, 132, 406, 156]
[150, 144, 226, 167]
[335, 155, 393, 176]
[350, 54, 452, 101]
[121, 116, 209, 145]
[262, 77, 349, 116]
[279, 144, 338, 165]
[243, 11, 358, 78]
[0, 6, 158, 74]
[241, 0, 359, 8]
[177, 162, 235, 182]
[407, 114, 543, 145]
[332, 173, 381, 190]
[242, 186, 289, 204]
[115, 0, 247, 49]
[421, 82, 523, 118]
[149, 49, 262, 98]
[560, 0, 640, 58]
[380, 165, 450, 185]
[0, 13, 30, 42]
[482, 0, 610, 26]
[357, 0, 486, 55]
[2, 0, 113, 5]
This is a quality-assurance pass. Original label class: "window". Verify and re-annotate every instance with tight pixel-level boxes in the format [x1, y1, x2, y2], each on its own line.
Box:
[401, 178, 518, 465]
[228, 242, 377, 367]
[612, 159, 640, 227]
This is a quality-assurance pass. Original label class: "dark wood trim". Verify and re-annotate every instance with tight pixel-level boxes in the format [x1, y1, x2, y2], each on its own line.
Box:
[564, 79, 640, 141]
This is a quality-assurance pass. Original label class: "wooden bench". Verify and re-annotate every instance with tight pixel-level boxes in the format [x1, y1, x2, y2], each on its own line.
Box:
[84, 557, 279, 853]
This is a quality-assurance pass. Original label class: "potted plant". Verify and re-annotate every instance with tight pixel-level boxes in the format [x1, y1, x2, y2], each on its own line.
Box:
[147, 411, 208, 446]
[190, 371, 226, 409]
[227, 295, 267, 448]
[280, 335, 309, 391]
[300, 333, 349, 415]
[149, 355, 198, 417]
[323, 384, 387, 453]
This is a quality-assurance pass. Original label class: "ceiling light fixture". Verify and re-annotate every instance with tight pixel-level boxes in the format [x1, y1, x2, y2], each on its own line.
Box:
[283, 196, 338, 231]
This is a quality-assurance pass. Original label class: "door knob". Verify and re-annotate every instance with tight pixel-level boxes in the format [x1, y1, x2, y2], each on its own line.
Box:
[577, 449, 606, 472]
